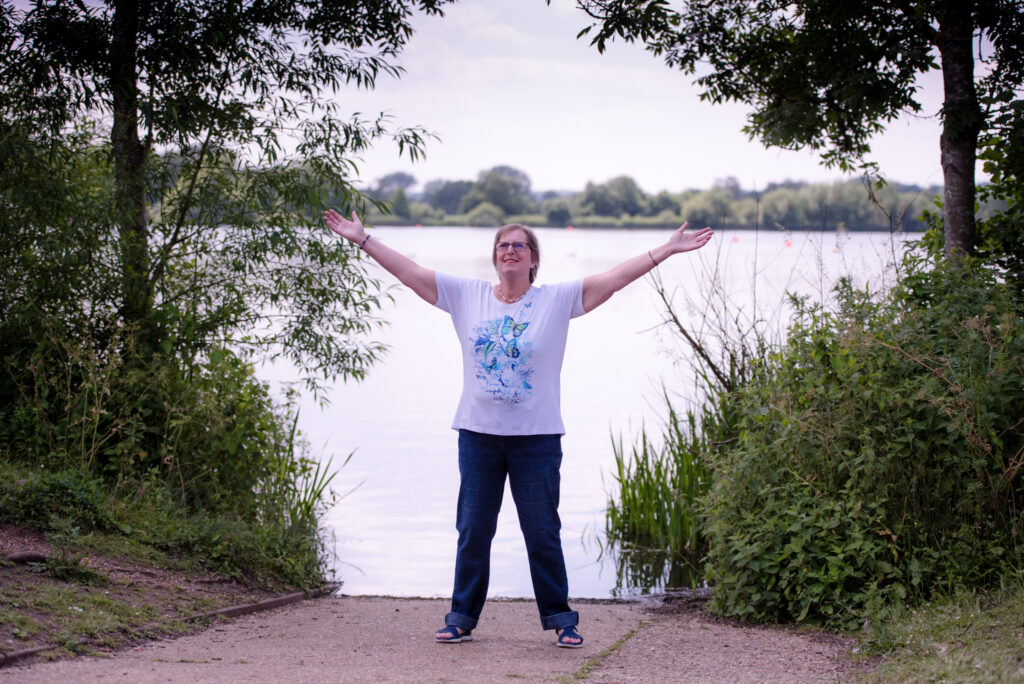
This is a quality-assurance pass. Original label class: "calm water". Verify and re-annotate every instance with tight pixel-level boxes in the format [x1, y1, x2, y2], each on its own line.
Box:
[263, 226, 909, 599]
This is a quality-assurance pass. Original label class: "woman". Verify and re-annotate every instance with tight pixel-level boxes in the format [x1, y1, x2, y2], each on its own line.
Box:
[323, 210, 713, 648]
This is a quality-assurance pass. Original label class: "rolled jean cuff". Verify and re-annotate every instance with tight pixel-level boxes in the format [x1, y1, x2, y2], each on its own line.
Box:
[541, 610, 579, 631]
[444, 611, 477, 631]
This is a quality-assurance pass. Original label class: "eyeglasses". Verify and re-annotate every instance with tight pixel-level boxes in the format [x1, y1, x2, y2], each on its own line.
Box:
[496, 241, 530, 252]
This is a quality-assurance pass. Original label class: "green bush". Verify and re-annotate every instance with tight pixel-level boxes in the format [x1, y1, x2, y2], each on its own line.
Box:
[0, 468, 116, 533]
[0, 321, 337, 588]
[0, 456, 335, 587]
[568, 214, 620, 228]
[504, 213, 547, 226]
[604, 270, 773, 595]
[465, 201, 505, 227]
[704, 262, 1024, 629]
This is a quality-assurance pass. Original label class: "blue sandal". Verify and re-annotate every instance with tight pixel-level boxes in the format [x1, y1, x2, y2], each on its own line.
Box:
[435, 625, 472, 643]
[556, 625, 584, 648]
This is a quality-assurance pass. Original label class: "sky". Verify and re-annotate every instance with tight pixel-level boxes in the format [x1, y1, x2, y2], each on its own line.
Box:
[339, 0, 952, 196]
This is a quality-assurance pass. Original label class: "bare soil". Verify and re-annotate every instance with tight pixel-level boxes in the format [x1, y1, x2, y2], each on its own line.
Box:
[0, 524, 278, 660]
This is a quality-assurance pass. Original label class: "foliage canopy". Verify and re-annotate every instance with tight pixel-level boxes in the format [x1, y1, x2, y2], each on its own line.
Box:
[576, 0, 1024, 259]
[1, 0, 453, 391]
[0, 0, 452, 585]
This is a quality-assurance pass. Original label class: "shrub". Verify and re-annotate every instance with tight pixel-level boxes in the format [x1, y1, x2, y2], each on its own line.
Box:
[505, 213, 546, 227]
[704, 262, 1024, 629]
[465, 201, 505, 227]
[0, 468, 116, 533]
[543, 200, 572, 227]
[0, 322, 337, 588]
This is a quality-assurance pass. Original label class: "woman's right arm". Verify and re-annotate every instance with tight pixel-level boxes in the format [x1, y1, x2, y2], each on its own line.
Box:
[324, 210, 438, 305]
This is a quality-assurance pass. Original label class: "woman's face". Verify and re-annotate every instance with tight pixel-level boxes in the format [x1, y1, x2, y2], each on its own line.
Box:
[494, 228, 536, 280]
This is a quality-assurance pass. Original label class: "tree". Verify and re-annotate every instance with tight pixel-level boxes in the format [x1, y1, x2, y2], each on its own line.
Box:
[372, 171, 417, 200]
[488, 165, 533, 198]
[542, 198, 573, 226]
[0, 0, 452, 390]
[389, 187, 412, 218]
[713, 177, 744, 199]
[465, 201, 506, 227]
[680, 187, 736, 226]
[425, 179, 474, 214]
[974, 32, 1024, 293]
[580, 175, 646, 216]
[576, 0, 1024, 260]
[460, 166, 535, 215]
[648, 190, 681, 216]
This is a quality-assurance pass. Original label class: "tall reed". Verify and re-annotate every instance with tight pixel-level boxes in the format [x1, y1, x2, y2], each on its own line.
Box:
[605, 391, 711, 591]
[602, 223, 786, 593]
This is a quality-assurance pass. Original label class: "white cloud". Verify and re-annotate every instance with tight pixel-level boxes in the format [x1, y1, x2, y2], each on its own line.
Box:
[340, 0, 952, 194]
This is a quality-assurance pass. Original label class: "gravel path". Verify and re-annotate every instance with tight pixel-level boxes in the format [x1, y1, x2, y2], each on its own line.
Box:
[1, 595, 868, 682]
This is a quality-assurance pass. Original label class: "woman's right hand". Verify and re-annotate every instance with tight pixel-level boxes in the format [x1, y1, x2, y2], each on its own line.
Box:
[324, 209, 366, 244]
[323, 209, 438, 304]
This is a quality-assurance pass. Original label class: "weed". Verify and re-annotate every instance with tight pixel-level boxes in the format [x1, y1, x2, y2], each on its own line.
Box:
[861, 578, 1024, 682]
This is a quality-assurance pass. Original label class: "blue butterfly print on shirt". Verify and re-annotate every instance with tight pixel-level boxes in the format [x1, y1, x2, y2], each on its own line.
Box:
[500, 315, 529, 338]
[470, 314, 533, 405]
[499, 316, 528, 358]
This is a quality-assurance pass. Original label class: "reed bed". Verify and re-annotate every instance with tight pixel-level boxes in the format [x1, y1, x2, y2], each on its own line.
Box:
[605, 394, 711, 592]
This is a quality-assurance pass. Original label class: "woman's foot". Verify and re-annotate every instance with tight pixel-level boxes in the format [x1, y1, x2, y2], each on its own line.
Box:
[556, 625, 584, 648]
[435, 624, 472, 643]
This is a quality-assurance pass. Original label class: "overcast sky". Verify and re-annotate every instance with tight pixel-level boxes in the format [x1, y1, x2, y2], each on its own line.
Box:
[339, 0, 952, 196]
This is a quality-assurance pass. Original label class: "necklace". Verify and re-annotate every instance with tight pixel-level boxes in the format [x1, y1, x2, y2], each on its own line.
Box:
[497, 284, 530, 304]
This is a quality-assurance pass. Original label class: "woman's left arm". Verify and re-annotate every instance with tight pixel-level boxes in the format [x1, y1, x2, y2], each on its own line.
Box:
[581, 222, 713, 313]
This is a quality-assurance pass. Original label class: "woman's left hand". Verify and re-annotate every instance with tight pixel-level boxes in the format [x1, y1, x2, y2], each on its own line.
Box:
[666, 221, 714, 255]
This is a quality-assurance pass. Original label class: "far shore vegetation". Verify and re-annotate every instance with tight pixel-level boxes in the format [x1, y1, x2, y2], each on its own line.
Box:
[362, 168, 981, 232]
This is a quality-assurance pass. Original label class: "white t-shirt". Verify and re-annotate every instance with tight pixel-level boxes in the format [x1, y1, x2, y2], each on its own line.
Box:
[434, 272, 587, 436]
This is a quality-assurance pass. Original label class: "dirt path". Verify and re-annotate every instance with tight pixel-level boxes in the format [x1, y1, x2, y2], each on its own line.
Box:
[0, 595, 869, 683]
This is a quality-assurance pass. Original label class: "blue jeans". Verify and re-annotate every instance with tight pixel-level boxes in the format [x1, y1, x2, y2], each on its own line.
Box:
[444, 429, 579, 632]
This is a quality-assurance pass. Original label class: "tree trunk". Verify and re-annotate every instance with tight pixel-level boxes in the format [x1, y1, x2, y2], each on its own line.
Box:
[937, 0, 982, 260]
[111, 0, 151, 333]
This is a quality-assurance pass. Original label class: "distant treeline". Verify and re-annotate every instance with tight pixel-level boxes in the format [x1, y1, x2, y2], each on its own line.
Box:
[362, 166, 1001, 231]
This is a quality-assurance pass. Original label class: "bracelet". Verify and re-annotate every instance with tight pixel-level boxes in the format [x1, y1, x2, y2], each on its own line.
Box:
[648, 250, 659, 267]
[358, 234, 372, 250]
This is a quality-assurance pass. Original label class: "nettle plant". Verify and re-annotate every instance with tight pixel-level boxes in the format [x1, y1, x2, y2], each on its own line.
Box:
[703, 261, 1024, 629]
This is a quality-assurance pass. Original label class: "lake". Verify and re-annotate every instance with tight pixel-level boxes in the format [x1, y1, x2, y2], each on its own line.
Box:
[262, 226, 909, 599]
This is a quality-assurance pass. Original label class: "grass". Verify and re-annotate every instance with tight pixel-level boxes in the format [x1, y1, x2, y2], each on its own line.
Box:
[0, 576, 172, 654]
[858, 580, 1024, 682]
[75, 529, 198, 573]
[0, 524, 279, 660]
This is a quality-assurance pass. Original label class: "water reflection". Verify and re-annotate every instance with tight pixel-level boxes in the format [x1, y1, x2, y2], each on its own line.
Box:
[604, 543, 706, 597]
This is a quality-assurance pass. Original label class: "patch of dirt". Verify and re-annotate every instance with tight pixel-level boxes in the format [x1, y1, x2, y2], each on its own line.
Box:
[0, 523, 279, 661]
[0, 524, 49, 561]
